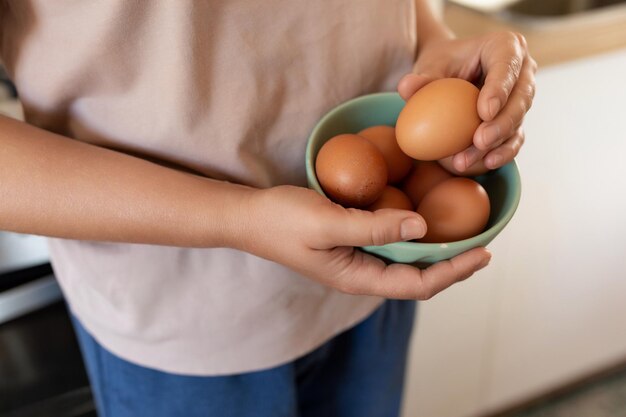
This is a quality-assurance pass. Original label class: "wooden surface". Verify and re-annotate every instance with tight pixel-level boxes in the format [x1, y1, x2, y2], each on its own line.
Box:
[444, 2, 626, 67]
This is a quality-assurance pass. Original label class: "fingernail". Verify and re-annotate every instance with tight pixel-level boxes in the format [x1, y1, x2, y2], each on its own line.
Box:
[400, 218, 425, 240]
[488, 97, 501, 119]
[481, 124, 500, 148]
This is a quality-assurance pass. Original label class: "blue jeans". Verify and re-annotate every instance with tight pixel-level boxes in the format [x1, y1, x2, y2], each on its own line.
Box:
[71, 300, 416, 417]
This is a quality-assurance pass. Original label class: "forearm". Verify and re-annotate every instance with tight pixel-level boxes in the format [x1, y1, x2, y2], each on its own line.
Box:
[0, 114, 254, 248]
[414, 0, 454, 49]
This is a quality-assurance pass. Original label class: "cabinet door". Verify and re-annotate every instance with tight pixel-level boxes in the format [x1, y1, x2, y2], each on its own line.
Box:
[402, 266, 500, 417]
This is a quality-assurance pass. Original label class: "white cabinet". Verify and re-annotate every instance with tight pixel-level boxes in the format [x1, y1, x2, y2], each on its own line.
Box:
[402, 49, 626, 417]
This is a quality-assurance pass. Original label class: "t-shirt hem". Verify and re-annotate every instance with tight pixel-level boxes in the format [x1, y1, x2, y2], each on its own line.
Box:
[67, 297, 385, 376]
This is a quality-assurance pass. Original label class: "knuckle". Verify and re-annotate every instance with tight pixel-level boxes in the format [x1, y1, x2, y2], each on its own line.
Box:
[497, 30, 525, 53]
[513, 32, 528, 49]
[529, 57, 539, 73]
[505, 113, 517, 135]
[490, 61, 519, 98]
[513, 132, 525, 153]
[522, 85, 535, 112]
[370, 225, 388, 247]
[495, 58, 522, 79]
[508, 56, 523, 76]
[368, 212, 394, 246]
[418, 286, 435, 301]
[519, 97, 530, 115]
[505, 137, 522, 157]
[527, 82, 536, 101]
[496, 30, 516, 43]
[508, 145, 520, 160]
[492, 59, 522, 96]
[513, 83, 534, 114]
[416, 269, 439, 300]
[455, 270, 470, 283]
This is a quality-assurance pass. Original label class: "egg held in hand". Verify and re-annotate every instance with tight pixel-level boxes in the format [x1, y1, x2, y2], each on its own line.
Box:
[358, 125, 413, 183]
[417, 177, 490, 243]
[315, 134, 387, 207]
[396, 78, 481, 161]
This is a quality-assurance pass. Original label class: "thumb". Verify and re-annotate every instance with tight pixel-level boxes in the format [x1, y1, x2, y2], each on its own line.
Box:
[324, 208, 427, 248]
[397, 73, 436, 101]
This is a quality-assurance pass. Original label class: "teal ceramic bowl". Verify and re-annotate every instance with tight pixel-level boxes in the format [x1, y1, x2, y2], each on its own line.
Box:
[305, 92, 521, 264]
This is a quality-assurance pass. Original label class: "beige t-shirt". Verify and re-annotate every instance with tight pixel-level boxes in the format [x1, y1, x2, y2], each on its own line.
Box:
[0, 0, 417, 375]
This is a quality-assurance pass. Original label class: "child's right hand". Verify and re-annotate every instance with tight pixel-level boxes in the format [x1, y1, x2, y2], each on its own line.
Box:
[235, 185, 492, 300]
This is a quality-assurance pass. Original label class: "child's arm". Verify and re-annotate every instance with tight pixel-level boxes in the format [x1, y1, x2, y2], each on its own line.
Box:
[0, 114, 491, 300]
[0, 114, 252, 248]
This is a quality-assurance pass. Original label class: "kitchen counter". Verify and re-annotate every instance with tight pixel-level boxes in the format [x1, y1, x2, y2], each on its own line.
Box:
[444, 1, 626, 66]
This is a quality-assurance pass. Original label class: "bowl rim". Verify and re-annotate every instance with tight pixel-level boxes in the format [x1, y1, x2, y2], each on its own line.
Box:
[305, 92, 396, 186]
[305, 91, 522, 249]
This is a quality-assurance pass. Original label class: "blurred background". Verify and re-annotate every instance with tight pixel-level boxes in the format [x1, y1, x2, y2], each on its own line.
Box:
[1, 0, 626, 416]
[403, 0, 626, 416]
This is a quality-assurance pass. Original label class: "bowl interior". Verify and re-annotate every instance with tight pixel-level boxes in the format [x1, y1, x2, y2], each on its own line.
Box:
[306, 92, 521, 264]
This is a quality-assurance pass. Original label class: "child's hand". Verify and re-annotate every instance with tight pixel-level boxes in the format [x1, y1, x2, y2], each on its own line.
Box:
[238, 185, 491, 300]
[397, 31, 537, 173]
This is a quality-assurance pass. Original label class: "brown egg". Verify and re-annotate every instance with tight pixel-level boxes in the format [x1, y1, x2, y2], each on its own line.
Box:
[417, 177, 490, 243]
[315, 134, 387, 207]
[366, 186, 414, 211]
[358, 125, 413, 183]
[396, 78, 481, 160]
[401, 161, 453, 207]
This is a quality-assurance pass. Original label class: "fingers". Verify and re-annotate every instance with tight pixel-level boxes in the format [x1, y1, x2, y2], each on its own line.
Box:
[451, 145, 487, 173]
[483, 127, 525, 169]
[329, 247, 492, 300]
[415, 247, 492, 299]
[397, 73, 435, 101]
[474, 53, 537, 151]
[452, 127, 524, 171]
[318, 208, 427, 249]
[477, 32, 526, 121]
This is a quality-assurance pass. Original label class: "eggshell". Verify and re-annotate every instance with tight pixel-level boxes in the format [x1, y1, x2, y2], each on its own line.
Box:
[417, 177, 490, 243]
[358, 125, 413, 183]
[401, 161, 453, 207]
[438, 155, 491, 177]
[315, 134, 387, 207]
[396, 78, 481, 161]
[366, 186, 414, 211]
